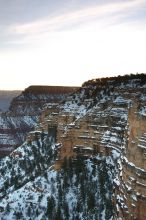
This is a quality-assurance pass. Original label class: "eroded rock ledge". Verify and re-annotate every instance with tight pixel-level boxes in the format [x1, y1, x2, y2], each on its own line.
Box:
[28, 74, 146, 219]
[0, 85, 78, 157]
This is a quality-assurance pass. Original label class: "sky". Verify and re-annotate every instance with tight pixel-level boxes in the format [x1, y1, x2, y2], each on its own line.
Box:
[0, 0, 146, 90]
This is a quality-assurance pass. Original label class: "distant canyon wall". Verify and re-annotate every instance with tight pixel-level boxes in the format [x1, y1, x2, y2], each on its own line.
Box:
[0, 85, 79, 157]
[0, 90, 21, 112]
[28, 74, 146, 219]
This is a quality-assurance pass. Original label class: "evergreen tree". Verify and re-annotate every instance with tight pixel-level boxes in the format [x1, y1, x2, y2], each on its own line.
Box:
[46, 196, 55, 219]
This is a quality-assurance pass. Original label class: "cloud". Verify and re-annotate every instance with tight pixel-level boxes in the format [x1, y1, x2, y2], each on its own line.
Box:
[7, 0, 146, 35]
[0, 0, 145, 50]
[0, 0, 146, 89]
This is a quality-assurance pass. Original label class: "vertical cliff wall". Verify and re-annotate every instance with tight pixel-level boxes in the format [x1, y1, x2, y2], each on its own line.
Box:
[0, 86, 79, 157]
[35, 74, 146, 219]
[0, 74, 146, 219]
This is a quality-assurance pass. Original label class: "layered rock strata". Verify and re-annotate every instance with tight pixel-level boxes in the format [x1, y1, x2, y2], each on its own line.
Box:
[30, 74, 146, 219]
[0, 86, 78, 157]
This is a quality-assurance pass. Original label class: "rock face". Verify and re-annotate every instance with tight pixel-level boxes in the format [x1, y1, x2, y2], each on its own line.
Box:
[35, 74, 146, 219]
[0, 85, 78, 157]
[0, 74, 146, 219]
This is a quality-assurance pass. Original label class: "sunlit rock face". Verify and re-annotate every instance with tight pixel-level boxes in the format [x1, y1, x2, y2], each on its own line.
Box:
[37, 74, 146, 219]
[0, 85, 78, 157]
[1, 74, 146, 219]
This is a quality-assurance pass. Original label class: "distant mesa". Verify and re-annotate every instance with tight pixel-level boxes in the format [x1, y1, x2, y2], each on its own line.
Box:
[24, 85, 79, 95]
[0, 84, 79, 157]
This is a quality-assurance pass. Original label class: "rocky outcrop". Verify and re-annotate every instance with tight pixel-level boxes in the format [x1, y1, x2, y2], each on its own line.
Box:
[1, 74, 146, 219]
[33, 74, 146, 219]
[0, 86, 79, 157]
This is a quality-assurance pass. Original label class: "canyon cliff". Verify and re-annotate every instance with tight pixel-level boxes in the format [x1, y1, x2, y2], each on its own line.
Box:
[0, 74, 146, 219]
[0, 86, 78, 157]
[0, 90, 21, 112]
